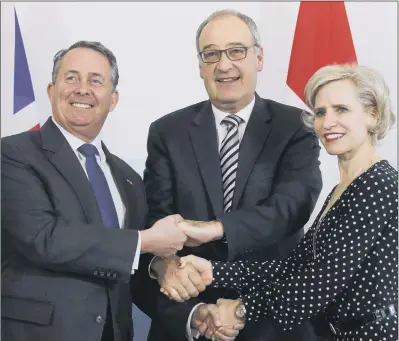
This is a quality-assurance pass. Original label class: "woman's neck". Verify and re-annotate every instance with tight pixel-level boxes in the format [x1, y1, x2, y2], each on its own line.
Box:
[337, 143, 381, 186]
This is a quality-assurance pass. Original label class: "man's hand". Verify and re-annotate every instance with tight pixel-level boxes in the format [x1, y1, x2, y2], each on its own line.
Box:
[192, 304, 241, 341]
[152, 255, 207, 302]
[140, 214, 187, 257]
[178, 220, 224, 247]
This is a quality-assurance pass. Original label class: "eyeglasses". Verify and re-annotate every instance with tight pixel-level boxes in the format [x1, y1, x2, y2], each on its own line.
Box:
[198, 45, 258, 63]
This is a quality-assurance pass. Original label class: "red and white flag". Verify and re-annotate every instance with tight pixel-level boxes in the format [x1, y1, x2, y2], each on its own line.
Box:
[287, 1, 358, 104]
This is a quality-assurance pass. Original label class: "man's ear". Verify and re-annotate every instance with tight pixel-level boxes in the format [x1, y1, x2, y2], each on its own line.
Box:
[47, 83, 54, 101]
[199, 62, 205, 80]
[109, 89, 119, 112]
[256, 46, 264, 72]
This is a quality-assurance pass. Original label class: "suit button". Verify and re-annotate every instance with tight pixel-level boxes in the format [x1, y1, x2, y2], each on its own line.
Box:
[95, 315, 104, 324]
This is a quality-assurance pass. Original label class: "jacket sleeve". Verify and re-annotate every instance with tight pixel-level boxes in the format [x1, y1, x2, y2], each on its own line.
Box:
[218, 125, 323, 260]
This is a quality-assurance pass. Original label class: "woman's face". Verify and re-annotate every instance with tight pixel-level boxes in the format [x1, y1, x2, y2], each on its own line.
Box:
[313, 79, 378, 158]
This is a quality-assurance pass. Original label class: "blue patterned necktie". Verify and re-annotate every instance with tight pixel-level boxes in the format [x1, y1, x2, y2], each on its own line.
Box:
[78, 143, 119, 229]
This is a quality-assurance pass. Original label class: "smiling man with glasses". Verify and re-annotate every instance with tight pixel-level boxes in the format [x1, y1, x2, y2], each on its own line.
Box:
[195, 14, 263, 115]
[143, 9, 322, 341]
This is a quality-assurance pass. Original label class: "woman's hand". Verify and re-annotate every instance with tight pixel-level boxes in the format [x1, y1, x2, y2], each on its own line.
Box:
[179, 255, 213, 286]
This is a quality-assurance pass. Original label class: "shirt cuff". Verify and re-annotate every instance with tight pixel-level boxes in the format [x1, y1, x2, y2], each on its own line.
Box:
[185, 303, 205, 340]
[131, 231, 141, 274]
[148, 255, 159, 279]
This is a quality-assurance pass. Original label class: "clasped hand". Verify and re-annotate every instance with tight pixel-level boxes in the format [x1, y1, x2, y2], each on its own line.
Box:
[190, 301, 245, 341]
[156, 254, 212, 301]
[151, 245, 244, 340]
[143, 217, 223, 258]
[178, 219, 224, 247]
[150, 218, 218, 301]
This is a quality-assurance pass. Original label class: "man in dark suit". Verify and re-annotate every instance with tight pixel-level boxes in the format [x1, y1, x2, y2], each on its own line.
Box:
[143, 9, 323, 341]
[1, 41, 187, 341]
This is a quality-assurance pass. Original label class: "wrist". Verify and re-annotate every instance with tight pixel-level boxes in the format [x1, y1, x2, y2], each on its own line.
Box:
[190, 303, 206, 329]
[212, 220, 224, 241]
[150, 256, 163, 275]
[140, 229, 152, 254]
[234, 298, 246, 322]
[151, 255, 178, 276]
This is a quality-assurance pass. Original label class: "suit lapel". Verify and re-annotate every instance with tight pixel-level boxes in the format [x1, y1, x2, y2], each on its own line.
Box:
[40, 118, 102, 225]
[189, 101, 224, 216]
[102, 143, 136, 230]
[232, 94, 272, 209]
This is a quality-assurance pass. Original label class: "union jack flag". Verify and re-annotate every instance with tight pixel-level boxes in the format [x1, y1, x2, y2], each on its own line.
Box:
[11, 7, 40, 134]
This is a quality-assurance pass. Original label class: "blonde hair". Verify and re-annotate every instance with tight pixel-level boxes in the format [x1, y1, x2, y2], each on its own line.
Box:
[303, 64, 396, 142]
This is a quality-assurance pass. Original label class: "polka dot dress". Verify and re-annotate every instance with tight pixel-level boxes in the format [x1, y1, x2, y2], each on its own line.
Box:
[211, 160, 398, 341]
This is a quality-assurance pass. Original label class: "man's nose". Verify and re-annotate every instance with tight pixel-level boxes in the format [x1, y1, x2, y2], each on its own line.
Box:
[75, 81, 91, 95]
[216, 51, 234, 72]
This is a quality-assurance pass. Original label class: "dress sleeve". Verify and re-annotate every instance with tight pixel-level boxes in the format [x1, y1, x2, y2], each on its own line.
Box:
[211, 172, 397, 328]
[211, 226, 313, 293]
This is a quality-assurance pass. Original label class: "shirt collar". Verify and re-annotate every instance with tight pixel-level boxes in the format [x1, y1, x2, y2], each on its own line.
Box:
[211, 95, 255, 127]
[51, 117, 106, 162]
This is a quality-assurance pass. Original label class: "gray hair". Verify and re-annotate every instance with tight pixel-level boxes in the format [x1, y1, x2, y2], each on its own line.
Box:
[303, 63, 396, 142]
[195, 9, 262, 53]
[51, 41, 119, 92]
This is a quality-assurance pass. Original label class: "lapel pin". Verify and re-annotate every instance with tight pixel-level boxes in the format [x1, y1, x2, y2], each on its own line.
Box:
[126, 179, 133, 185]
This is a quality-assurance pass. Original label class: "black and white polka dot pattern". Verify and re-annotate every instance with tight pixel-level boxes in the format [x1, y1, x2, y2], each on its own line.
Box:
[211, 160, 398, 341]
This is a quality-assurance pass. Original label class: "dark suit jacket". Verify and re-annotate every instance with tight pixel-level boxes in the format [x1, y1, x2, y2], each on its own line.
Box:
[143, 94, 323, 341]
[1, 118, 152, 341]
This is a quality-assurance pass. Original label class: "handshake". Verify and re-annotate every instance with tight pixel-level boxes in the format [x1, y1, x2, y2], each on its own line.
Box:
[142, 216, 245, 340]
[152, 253, 245, 340]
[140, 214, 225, 258]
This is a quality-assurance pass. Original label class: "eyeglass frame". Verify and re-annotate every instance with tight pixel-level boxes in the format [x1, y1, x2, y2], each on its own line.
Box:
[198, 44, 260, 64]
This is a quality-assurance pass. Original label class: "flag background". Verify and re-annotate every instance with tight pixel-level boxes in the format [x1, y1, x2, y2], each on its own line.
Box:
[1, 2, 397, 340]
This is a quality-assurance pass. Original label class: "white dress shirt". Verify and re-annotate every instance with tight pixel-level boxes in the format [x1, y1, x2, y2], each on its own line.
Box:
[212, 96, 255, 152]
[52, 117, 140, 274]
[186, 96, 255, 340]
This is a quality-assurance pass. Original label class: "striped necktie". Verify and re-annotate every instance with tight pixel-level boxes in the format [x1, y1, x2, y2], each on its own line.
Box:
[220, 114, 244, 212]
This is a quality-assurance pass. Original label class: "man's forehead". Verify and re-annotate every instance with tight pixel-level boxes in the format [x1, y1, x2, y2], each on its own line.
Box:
[199, 16, 253, 48]
[61, 48, 109, 65]
[201, 42, 247, 51]
[63, 69, 106, 77]
[59, 49, 111, 72]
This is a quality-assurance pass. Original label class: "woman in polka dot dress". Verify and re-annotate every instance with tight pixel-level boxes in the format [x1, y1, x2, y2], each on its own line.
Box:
[179, 64, 398, 341]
